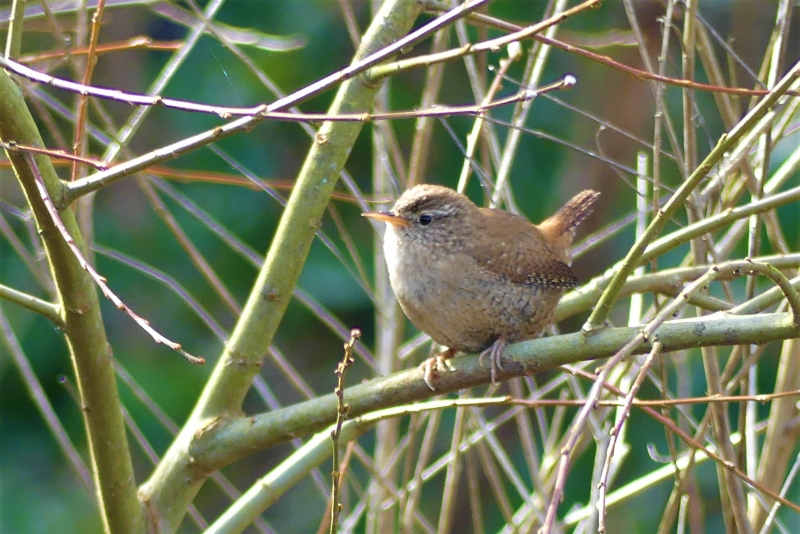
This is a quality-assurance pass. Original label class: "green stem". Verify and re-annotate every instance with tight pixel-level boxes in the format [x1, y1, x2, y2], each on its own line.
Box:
[194, 312, 799, 473]
[0, 283, 62, 325]
[3, 0, 25, 59]
[0, 70, 143, 533]
[583, 60, 800, 332]
[138, 2, 423, 531]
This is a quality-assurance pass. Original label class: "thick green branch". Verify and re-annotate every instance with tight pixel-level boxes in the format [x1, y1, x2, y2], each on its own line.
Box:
[193, 312, 799, 473]
[0, 72, 143, 532]
[58, 0, 490, 207]
[138, 1, 423, 531]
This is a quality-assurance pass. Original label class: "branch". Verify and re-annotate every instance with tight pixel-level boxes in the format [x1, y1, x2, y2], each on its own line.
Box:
[205, 420, 371, 534]
[1, 1, 489, 121]
[330, 329, 360, 534]
[365, 0, 602, 81]
[0, 70, 143, 532]
[584, 59, 800, 332]
[423, 1, 800, 98]
[192, 312, 799, 474]
[138, 1, 427, 531]
[556, 252, 800, 322]
[205, 397, 508, 534]
[0, 282, 61, 324]
[25, 153, 205, 364]
[54, 86, 556, 207]
[49, 0, 491, 207]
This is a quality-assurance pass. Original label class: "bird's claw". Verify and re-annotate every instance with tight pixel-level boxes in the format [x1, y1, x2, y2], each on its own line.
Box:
[479, 337, 507, 387]
[420, 348, 456, 390]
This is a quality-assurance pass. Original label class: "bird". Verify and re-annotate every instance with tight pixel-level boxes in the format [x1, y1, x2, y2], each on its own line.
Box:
[364, 184, 599, 390]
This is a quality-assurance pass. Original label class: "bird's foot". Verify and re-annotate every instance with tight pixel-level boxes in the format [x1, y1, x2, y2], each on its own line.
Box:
[478, 337, 507, 386]
[420, 348, 457, 391]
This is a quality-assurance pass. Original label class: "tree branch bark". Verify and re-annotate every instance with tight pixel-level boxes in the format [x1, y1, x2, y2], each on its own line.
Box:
[0, 70, 143, 533]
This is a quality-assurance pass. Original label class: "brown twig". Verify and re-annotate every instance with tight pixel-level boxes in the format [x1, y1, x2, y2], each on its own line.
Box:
[19, 37, 183, 62]
[1, 47, 566, 123]
[0, 0, 493, 120]
[423, 1, 800, 98]
[0, 141, 108, 170]
[511, 388, 800, 409]
[59, 82, 572, 205]
[330, 328, 360, 534]
[70, 0, 105, 182]
[366, 0, 603, 83]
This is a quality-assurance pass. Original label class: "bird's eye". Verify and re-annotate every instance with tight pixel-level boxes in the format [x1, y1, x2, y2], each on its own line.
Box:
[419, 214, 433, 226]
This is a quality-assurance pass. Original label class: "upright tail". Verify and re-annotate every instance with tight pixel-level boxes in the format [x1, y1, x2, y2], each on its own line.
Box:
[537, 190, 600, 263]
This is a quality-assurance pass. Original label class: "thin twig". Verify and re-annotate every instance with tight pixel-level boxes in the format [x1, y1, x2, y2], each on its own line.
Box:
[598, 340, 663, 532]
[0, 140, 108, 170]
[60, 85, 553, 206]
[367, 0, 602, 83]
[422, 1, 800, 98]
[583, 60, 800, 332]
[70, 0, 105, 182]
[23, 152, 205, 365]
[1, 0, 492, 120]
[330, 328, 360, 534]
[542, 257, 793, 533]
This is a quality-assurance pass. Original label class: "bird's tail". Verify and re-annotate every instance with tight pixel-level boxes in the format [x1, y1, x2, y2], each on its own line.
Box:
[537, 190, 600, 261]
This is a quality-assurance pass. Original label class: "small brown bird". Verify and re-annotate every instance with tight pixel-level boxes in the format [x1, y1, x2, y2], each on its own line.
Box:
[365, 184, 599, 389]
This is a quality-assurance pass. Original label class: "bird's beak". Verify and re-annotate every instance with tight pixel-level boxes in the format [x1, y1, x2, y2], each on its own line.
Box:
[362, 211, 411, 228]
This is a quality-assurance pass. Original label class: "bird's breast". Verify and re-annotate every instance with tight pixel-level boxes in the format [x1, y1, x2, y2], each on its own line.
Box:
[382, 228, 432, 305]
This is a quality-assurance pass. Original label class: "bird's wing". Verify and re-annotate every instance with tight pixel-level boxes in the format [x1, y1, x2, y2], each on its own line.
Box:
[468, 208, 579, 288]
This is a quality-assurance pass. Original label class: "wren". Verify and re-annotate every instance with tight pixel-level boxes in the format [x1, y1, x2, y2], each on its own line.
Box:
[364, 184, 599, 389]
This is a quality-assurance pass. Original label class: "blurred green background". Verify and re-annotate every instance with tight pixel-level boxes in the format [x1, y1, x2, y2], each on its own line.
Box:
[2, 0, 799, 532]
